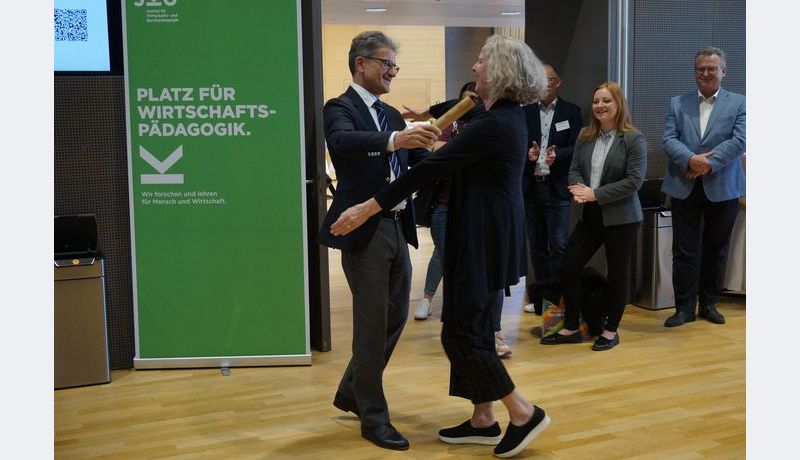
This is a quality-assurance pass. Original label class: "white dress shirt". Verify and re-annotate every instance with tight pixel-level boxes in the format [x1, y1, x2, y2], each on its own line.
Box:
[349, 82, 404, 210]
[535, 98, 557, 176]
[590, 130, 616, 190]
[698, 88, 719, 138]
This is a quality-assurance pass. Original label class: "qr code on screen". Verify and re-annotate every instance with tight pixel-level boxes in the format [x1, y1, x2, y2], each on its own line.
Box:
[55, 9, 88, 42]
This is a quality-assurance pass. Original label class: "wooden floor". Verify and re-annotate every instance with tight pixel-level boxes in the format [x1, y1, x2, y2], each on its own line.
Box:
[55, 229, 746, 459]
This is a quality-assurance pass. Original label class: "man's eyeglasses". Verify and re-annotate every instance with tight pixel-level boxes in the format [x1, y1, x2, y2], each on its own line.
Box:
[695, 66, 721, 75]
[363, 56, 400, 73]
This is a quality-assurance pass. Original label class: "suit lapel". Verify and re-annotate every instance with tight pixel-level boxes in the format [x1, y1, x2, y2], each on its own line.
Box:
[686, 93, 702, 140]
[529, 107, 542, 142]
[582, 140, 595, 180]
[548, 100, 561, 140]
[345, 86, 378, 132]
[600, 132, 624, 180]
[701, 89, 731, 143]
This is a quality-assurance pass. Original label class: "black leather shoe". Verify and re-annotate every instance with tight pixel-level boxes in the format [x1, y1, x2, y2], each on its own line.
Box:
[540, 330, 583, 345]
[361, 424, 409, 451]
[664, 311, 696, 328]
[698, 304, 726, 324]
[592, 334, 620, 351]
[333, 392, 360, 417]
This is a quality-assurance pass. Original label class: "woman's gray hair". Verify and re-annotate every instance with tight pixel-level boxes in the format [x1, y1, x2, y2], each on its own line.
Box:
[348, 31, 399, 75]
[482, 34, 547, 105]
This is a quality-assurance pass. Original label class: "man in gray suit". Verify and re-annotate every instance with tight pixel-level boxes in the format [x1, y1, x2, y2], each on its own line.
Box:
[661, 47, 746, 327]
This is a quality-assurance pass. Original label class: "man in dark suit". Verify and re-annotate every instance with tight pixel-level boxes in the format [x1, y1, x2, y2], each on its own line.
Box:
[522, 64, 583, 315]
[319, 31, 440, 451]
[661, 46, 746, 327]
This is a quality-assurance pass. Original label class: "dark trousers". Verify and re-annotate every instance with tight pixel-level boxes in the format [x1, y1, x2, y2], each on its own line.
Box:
[338, 218, 411, 428]
[441, 290, 515, 404]
[525, 181, 571, 298]
[671, 180, 739, 314]
[559, 202, 639, 332]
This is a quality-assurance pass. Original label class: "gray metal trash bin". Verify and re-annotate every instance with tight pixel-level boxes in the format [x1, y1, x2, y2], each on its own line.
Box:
[54, 257, 110, 389]
[633, 210, 675, 309]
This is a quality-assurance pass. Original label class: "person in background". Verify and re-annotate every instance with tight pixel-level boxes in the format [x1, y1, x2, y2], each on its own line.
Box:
[319, 30, 440, 451]
[661, 46, 746, 328]
[410, 81, 513, 358]
[413, 81, 475, 321]
[522, 63, 583, 315]
[329, 34, 551, 458]
[540, 81, 646, 351]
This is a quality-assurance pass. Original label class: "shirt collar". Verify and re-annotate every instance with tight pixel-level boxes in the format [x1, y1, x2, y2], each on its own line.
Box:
[540, 97, 558, 112]
[698, 88, 720, 104]
[599, 129, 616, 142]
[351, 82, 380, 108]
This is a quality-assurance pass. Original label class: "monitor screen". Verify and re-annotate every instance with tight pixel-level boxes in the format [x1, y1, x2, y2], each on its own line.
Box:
[54, 0, 111, 72]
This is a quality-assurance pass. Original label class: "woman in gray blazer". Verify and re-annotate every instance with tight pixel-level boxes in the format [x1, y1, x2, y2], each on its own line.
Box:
[540, 81, 646, 351]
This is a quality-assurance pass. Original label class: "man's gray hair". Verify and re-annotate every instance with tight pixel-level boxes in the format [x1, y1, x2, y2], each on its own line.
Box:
[695, 46, 727, 69]
[348, 31, 398, 75]
[482, 35, 547, 105]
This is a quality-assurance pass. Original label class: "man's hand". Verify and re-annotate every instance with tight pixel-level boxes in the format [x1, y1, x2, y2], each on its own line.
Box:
[568, 183, 596, 204]
[687, 151, 713, 178]
[401, 105, 431, 122]
[543, 145, 557, 166]
[330, 198, 382, 236]
[394, 124, 441, 150]
[528, 140, 540, 162]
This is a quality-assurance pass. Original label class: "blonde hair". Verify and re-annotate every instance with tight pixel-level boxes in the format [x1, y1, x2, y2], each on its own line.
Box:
[579, 81, 637, 143]
[482, 35, 547, 105]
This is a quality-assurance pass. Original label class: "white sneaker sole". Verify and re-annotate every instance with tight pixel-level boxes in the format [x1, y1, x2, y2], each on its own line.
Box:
[493, 414, 551, 458]
[439, 434, 503, 445]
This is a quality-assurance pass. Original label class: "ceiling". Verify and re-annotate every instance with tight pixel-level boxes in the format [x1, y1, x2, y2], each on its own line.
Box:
[321, 0, 526, 27]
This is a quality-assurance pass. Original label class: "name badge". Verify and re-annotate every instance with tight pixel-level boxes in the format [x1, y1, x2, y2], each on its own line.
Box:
[555, 120, 570, 132]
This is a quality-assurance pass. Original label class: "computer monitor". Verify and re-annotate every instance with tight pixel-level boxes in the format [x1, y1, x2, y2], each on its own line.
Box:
[55, 214, 98, 258]
[54, 0, 122, 74]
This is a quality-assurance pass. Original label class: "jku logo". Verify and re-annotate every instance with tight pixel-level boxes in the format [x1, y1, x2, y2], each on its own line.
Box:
[140, 145, 184, 185]
[134, 0, 177, 7]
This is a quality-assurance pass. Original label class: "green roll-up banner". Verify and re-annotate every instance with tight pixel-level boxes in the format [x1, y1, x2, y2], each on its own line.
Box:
[122, 0, 310, 368]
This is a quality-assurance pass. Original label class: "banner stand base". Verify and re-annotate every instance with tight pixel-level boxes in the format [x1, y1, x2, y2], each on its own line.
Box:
[134, 354, 311, 369]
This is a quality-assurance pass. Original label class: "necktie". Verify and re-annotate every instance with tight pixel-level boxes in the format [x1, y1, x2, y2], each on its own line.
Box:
[373, 100, 401, 179]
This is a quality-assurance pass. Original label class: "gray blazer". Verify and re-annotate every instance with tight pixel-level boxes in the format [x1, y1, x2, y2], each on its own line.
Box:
[569, 130, 647, 226]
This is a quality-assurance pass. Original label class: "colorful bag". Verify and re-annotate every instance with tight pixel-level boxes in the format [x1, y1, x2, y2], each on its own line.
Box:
[540, 296, 592, 340]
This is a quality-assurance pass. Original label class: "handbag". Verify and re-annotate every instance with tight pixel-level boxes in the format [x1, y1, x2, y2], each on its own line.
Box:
[540, 297, 592, 340]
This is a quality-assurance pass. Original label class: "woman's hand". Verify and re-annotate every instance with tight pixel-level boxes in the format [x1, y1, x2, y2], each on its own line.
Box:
[568, 183, 596, 204]
[330, 198, 382, 236]
[401, 105, 431, 121]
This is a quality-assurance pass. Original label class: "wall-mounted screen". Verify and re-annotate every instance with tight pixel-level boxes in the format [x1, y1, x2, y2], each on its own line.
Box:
[54, 0, 111, 72]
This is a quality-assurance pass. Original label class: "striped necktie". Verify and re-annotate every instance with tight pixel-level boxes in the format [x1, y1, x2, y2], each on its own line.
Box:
[373, 100, 401, 179]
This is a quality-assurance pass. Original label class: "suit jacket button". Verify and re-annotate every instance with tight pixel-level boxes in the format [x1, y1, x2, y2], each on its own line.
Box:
[386, 177, 390, 182]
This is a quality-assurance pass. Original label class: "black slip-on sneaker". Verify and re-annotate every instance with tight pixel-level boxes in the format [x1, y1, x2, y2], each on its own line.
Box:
[438, 419, 503, 445]
[493, 406, 550, 458]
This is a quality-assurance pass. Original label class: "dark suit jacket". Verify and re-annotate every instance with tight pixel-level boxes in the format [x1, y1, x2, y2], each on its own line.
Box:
[569, 130, 647, 226]
[319, 86, 426, 251]
[523, 98, 583, 201]
[374, 99, 528, 322]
